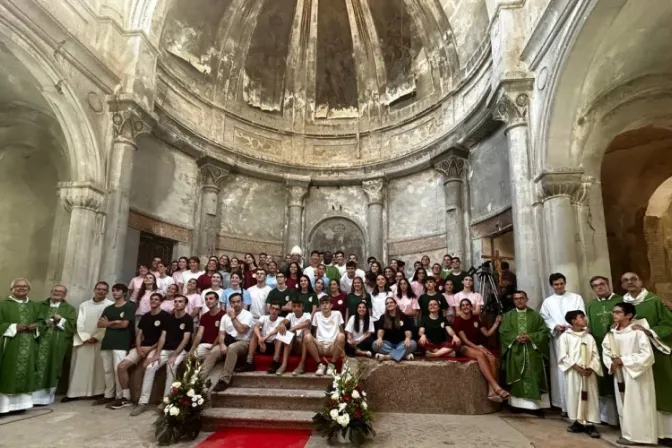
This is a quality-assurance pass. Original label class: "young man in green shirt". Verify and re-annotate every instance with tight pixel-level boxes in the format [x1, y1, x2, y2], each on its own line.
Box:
[266, 272, 298, 315]
[418, 277, 449, 318]
[94, 284, 135, 407]
[323, 251, 341, 284]
[442, 257, 467, 293]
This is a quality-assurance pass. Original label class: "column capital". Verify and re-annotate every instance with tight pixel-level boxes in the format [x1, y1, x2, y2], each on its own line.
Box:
[109, 96, 156, 145]
[198, 160, 231, 192]
[433, 146, 469, 182]
[535, 170, 592, 204]
[58, 181, 105, 213]
[362, 177, 386, 205]
[285, 175, 311, 207]
[491, 79, 534, 130]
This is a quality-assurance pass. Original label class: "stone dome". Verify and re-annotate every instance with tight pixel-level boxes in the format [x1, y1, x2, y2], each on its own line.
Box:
[156, 0, 492, 172]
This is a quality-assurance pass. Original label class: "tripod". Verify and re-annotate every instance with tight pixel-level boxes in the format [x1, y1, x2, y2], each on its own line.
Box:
[476, 269, 503, 315]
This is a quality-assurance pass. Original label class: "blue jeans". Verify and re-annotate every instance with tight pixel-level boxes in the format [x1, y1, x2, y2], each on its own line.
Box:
[373, 340, 417, 362]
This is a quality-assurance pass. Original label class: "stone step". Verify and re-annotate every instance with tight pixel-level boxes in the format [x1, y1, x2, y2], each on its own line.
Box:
[230, 371, 332, 390]
[202, 407, 315, 432]
[211, 387, 324, 411]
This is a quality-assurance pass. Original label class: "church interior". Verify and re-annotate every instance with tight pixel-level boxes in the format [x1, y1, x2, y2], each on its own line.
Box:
[2, 0, 672, 446]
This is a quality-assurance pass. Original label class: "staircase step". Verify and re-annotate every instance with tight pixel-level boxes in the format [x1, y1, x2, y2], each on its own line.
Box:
[211, 387, 324, 410]
[202, 407, 316, 431]
[231, 371, 332, 390]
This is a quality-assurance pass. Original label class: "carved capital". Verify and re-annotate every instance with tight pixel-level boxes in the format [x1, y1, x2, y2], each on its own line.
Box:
[109, 95, 156, 145]
[199, 163, 230, 191]
[535, 170, 590, 204]
[362, 178, 386, 205]
[58, 182, 105, 213]
[432, 146, 469, 181]
[285, 175, 311, 207]
[492, 80, 534, 129]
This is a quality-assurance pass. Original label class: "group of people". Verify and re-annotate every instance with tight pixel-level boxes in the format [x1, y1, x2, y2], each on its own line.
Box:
[1, 248, 671, 447]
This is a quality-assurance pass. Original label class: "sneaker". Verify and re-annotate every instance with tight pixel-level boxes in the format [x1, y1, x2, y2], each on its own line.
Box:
[212, 380, 230, 392]
[315, 363, 326, 376]
[267, 360, 280, 374]
[326, 365, 336, 376]
[130, 404, 150, 417]
[110, 398, 133, 410]
[236, 362, 254, 373]
[616, 437, 635, 446]
[585, 426, 601, 439]
[292, 365, 305, 376]
[275, 365, 286, 376]
[364, 351, 372, 358]
[566, 421, 583, 433]
[92, 397, 115, 406]
[404, 354, 414, 361]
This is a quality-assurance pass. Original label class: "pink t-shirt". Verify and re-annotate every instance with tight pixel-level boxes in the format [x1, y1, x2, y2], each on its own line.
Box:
[395, 295, 420, 316]
[161, 299, 174, 314]
[172, 270, 185, 285]
[453, 291, 484, 309]
[411, 281, 425, 298]
[186, 293, 202, 315]
[136, 290, 159, 316]
[445, 293, 458, 308]
[128, 276, 144, 301]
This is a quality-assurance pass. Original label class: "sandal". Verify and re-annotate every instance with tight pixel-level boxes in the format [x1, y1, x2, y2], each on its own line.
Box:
[487, 394, 503, 403]
[405, 354, 414, 361]
[375, 353, 384, 362]
[495, 388, 511, 399]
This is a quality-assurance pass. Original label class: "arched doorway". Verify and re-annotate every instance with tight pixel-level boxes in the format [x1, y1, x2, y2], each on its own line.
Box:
[307, 217, 366, 263]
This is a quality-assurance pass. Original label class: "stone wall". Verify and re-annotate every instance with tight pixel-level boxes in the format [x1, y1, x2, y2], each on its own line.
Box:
[468, 129, 511, 223]
[129, 136, 200, 229]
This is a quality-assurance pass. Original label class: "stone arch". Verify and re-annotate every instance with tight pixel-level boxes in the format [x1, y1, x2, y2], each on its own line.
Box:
[306, 217, 367, 264]
[0, 18, 104, 186]
[643, 177, 672, 301]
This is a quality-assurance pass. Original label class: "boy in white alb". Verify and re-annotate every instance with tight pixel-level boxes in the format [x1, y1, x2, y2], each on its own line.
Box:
[239, 303, 284, 374]
[293, 296, 345, 377]
[602, 302, 661, 446]
[275, 299, 312, 376]
[247, 268, 272, 320]
[558, 310, 602, 438]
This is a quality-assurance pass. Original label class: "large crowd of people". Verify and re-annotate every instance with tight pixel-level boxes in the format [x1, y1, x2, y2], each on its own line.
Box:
[1, 247, 672, 446]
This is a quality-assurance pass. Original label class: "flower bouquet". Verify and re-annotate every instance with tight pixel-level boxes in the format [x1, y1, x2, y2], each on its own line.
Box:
[154, 357, 211, 446]
[313, 363, 375, 445]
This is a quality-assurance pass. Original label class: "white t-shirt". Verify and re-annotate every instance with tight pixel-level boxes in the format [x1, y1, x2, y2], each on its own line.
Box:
[312, 311, 344, 344]
[219, 309, 254, 341]
[345, 315, 375, 342]
[287, 312, 312, 337]
[339, 269, 366, 293]
[248, 284, 272, 319]
[257, 315, 283, 342]
[181, 270, 204, 294]
[371, 292, 389, 322]
[156, 275, 175, 295]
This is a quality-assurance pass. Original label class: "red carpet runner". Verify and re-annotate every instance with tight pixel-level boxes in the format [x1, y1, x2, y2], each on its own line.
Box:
[198, 428, 312, 448]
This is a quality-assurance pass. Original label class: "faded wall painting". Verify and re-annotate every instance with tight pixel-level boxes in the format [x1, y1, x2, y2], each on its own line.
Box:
[307, 218, 365, 262]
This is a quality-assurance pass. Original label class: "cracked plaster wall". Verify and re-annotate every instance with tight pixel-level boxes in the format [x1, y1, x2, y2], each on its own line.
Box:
[468, 129, 511, 222]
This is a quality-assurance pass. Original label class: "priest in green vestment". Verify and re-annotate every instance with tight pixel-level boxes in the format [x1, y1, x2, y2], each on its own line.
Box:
[0, 278, 42, 414]
[622, 272, 672, 441]
[500, 290, 550, 413]
[585, 275, 621, 426]
[33, 285, 77, 405]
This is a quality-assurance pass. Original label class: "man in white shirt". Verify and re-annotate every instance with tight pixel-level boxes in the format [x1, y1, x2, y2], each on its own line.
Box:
[238, 303, 284, 373]
[339, 261, 366, 293]
[334, 251, 347, 276]
[155, 262, 175, 295]
[210, 293, 254, 392]
[302, 251, 321, 284]
[539, 272, 585, 414]
[248, 268, 272, 320]
[293, 296, 345, 377]
[181, 257, 204, 295]
[275, 299, 312, 376]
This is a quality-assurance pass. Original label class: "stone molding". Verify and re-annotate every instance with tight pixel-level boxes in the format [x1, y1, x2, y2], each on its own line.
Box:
[216, 233, 284, 257]
[362, 178, 386, 205]
[58, 181, 105, 213]
[285, 176, 311, 207]
[535, 170, 591, 204]
[388, 233, 446, 257]
[128, 209, 193, 243]
[198, 162, 230, 191]
[109, 96, 155, 145]
[492, 79, 534, 129]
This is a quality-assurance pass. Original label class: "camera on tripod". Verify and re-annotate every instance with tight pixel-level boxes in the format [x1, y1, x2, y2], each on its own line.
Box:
[467, 260, 492, 277]
[467, 260, 502, 315]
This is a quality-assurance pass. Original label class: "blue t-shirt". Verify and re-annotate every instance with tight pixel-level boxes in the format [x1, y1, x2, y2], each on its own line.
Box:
[221, 288, 251, 308]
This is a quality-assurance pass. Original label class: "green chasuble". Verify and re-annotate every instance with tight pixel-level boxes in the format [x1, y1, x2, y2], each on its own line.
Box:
[586, 293, 622, 396]
[629, 291, 672, 413]
[0, 298, 42, 395]
[500, 308, 549, 400]
[35, 299, 77, 391]
[325, 266, 341, 284]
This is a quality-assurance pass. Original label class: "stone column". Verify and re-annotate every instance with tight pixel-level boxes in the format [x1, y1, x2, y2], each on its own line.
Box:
[284, 177, 310, 255]
[492, 82, 543, 307]
[59, 182, 105, 306]
[99, 100, 153, 284]
[362, 178, 386, 261]
[197, 161, 230, 257]
[537, 171, 584, 295]
[433, 148, 469, 260]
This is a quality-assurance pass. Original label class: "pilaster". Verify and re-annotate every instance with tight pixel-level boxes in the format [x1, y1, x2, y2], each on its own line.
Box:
[197, 158, 232, 257]
[284, 175, 311, 255]
[362, 177, 387, 261]
[433, 146, 469, 261]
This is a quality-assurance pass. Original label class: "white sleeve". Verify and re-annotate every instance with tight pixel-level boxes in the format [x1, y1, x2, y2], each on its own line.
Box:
[621, 331, 656, 379]
[77, 304, 91, 342]
[602, 334, 614, 373]
[336, 312, 344, 327]
[241, 312, 254, 328]
[539, 300, 556, 331]
[2, 324, 17, 337]
[219, 317, 227, 332]
[589, 337, 604, 376]
[311, 313, 318, 327]
[56, 317, 66, 330]
[368, 319, 375, 333]
[556, 333, 574, 372]
[345, 316, 354, 333]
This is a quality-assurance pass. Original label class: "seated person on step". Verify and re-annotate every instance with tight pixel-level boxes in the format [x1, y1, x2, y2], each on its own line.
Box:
[418, 298, 461, 358]
[275, 299, 312, 376]
[293, 296, 345, 377]
[373, 297, 417, 362]
[237, 303, 285, 374]
[188, 291, 225, 362]
[208, 293, 254, 392]
[345, 301, 375, 358]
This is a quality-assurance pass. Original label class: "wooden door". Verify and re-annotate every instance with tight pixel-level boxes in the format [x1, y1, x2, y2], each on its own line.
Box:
[137, 232, 175, 268]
